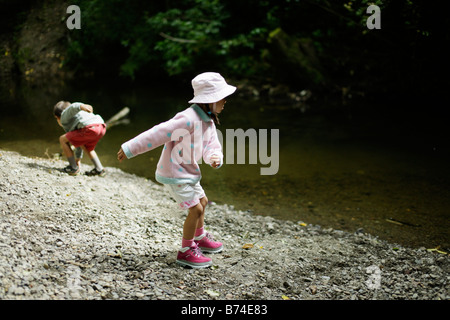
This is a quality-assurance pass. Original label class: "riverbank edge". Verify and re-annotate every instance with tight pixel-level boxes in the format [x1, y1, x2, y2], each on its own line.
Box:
[0, 149, 448, 300]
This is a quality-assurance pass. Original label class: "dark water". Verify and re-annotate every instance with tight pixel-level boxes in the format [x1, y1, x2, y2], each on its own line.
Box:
[1, 81, 449, 250]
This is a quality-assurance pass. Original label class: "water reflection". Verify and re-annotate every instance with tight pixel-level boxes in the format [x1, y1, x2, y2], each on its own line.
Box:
[1, 81, 449, 250]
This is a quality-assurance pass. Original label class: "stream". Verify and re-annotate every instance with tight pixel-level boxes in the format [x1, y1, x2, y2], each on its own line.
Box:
[1, 80, 449, 250]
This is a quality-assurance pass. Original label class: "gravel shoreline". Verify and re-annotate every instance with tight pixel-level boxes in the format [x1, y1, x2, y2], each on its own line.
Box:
[0, 149, 448, 300]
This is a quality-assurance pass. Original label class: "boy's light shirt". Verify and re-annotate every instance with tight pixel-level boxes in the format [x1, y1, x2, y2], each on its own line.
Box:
[60, 102, 104, 132]
[60, 102, 105, 159]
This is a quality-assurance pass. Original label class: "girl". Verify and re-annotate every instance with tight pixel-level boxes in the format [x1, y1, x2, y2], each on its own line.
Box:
[117, 72, 236, 268]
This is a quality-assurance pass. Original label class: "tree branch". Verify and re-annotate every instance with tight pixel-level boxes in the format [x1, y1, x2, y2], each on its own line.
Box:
[159, 32, 197, 44]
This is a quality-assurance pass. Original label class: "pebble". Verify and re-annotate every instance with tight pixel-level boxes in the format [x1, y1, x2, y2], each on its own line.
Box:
[0, 149, 448, 300]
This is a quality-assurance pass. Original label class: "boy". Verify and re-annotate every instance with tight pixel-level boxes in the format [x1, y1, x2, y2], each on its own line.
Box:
[53, 101, 106, 176]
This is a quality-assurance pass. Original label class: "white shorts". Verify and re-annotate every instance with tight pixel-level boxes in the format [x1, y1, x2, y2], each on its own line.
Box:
[164, 182, 206, 209]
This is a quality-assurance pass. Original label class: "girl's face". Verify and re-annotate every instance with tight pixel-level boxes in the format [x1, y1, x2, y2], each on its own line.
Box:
[211, 99, 226, 114]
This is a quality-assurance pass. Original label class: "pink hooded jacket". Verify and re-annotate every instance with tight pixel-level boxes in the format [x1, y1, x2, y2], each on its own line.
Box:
[121, 104, 223, 185]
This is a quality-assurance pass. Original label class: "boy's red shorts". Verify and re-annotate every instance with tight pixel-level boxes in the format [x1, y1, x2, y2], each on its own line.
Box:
[66, 123, 106, 152]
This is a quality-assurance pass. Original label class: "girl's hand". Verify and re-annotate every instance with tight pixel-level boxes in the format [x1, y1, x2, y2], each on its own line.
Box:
[210, 155, 221, 168]
[117, 148, 126, 162]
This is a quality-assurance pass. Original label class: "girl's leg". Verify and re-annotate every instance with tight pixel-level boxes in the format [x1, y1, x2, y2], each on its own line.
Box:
[177, 202, 212, 268]
[194, 196, 223, 253]
[194, 196, 208, 236]
[182, 202, 204, 247]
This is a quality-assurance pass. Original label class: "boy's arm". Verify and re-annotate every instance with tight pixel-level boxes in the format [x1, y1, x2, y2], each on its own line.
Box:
[80, 104, 93, 113]
[60, 102, 91, 123]
[60, 103, 81, 122]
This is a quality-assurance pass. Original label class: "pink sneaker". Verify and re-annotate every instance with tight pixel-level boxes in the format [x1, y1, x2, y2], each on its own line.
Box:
[195, 232, 223, 253]
[176, 244, 212, 269]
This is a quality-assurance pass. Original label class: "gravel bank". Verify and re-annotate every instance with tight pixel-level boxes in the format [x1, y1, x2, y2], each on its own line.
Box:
[0, 149, 448, 300]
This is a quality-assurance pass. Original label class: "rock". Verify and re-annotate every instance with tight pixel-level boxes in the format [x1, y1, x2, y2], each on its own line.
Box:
[14, 287, 25, 295]
[0, 149, 449, 301]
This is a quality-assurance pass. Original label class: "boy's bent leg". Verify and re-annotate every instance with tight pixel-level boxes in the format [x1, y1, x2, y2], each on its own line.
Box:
[83, 147, 105, 176]
[87, 149, 104, 171]
[59, 134, 74, 159]
[59, 134, 79, 174]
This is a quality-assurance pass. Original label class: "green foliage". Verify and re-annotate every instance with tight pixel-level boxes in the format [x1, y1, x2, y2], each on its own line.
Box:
[139, 0, 226, 76]
[66, 0, 278, 79]
[63, 0, 445, 95]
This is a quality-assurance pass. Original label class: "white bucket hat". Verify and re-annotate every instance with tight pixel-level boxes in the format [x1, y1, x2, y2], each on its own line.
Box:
[188, 72, 236, 104]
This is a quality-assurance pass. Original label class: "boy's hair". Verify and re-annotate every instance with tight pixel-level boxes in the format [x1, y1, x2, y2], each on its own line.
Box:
[53, 101, 70, 117]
